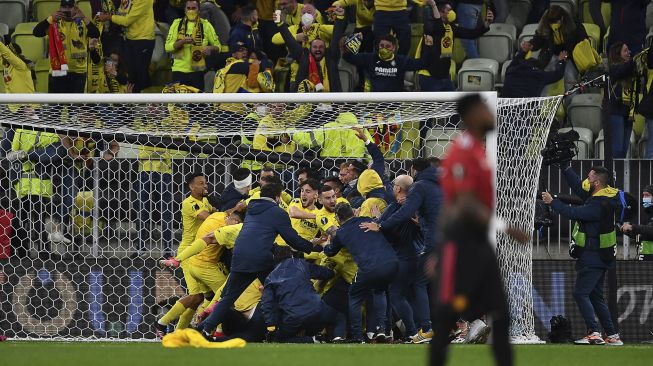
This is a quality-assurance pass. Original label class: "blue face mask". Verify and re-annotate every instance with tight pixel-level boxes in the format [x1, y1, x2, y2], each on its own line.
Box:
[643, 197, 652, 208]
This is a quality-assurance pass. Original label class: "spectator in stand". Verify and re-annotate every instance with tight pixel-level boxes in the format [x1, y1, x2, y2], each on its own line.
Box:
[0, 42, 34, 95]
[213, 45, 274, 94]
[455, 0, 485, 59]
[90, 0, 124, 54]
[590, 0, 648, 55]
[530, 6, 587, 92]
[200, 0, 231, 43]
[98, 0, 156, 93]
[372, 0, 412, 56]
[418, 0, 492, 91]
[276, 6, 346, 92]
[342, 33, 434, 92]
[278, 0, 325, 26]
[502, 42, 568, 98]
[638, 48, 653, 159]
[272, 4, 334, 49]
[527, 0, 550, 24]
[88, 36, 132, 93]
[620, 185, 653, 261]
[607, 42, 635, 159]
[165, 0, 221, 91]
[332, 0, 375, 91]
[229, 5, 262, 53]
[33, 0, 100, 93]
[220, 167, 253, 212]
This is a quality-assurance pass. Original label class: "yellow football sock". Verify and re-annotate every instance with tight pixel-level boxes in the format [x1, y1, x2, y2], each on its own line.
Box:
[197, 299, 210, 314]
[159, 301, 187, 326]
[175, 239, 207, 262]
[177, 308, 195, 329]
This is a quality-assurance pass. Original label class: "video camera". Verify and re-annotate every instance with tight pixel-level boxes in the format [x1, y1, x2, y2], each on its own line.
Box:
[541, 129, 579, 166]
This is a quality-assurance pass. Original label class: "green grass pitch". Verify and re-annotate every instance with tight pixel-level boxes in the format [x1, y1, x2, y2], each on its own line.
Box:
[2, 342, 651, 366]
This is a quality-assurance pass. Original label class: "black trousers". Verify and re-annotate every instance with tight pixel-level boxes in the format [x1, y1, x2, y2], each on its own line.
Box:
[430, 241, 512, 366]
[124, 39, 155, 93]
[172, 71, 205, 91]
[48, 72, 86, 93]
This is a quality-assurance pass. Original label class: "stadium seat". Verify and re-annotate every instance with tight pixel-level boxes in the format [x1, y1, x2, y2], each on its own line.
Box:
[338, 59, 359, 90]
[505, 0, 532, 33]
[12, 22, 46, 63]
[209, 5, 231, 46]
[647, 1, 653, 30]
[499, 59, 511, 87]
[77, 0, 92, 19]
[550, 0, 577, 18]
[457, 58, 499, 91]
[409, 23, 424, 58]
[0, 22, 9, 38]
[338, 67, 354, 92]
[558, 127, 593, 159]
[567, 93, 602, 137]
[647, 26, 653, 48]
[273, 67, 289, 92]
[594, 129, 637, 159]
[579, 0, 610, 27]
[34, 58, 50, 93]
[33, 0, 61, 22]
[152, 22, 169, 63]
[582, 23, 601, 51]
[452, 38, 467, 66]
[477, 23, 517, 64]
[424, 128, 462, 159]
[517, 23, 539, 47]
[0, 0, 27, 30]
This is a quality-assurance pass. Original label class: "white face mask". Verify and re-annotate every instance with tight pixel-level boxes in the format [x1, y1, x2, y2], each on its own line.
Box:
[301, 13, 314, 27]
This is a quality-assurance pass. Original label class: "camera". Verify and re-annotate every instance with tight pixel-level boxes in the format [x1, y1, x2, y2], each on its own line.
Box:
[541, 129, 579, 166]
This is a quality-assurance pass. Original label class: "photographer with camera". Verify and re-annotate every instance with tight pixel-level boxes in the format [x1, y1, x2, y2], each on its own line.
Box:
[33, 0, 100, 93]
[541, 165, 623, 346]
[620, 185, 653, 261]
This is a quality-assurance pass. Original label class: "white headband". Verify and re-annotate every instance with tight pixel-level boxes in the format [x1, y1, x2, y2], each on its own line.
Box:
[234, 174, 252, 189]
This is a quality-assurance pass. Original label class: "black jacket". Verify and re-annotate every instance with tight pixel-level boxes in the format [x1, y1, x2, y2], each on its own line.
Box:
[423, 16, 489, 80]
[279, 18, 346, 92]
[502, 50, 567, 98]
[219, 183, 249, 212]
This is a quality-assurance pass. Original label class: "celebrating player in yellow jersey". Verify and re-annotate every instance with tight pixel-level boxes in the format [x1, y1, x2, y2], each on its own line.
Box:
[155, 211, 244, 338]
[288, 178, 321, 241]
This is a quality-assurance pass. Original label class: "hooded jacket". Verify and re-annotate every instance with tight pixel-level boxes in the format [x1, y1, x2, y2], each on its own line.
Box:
[502, 50, 567, 98]
[219, 183, 249, 211]
[379, 201, 422, 260]
[231, 198, 314, 272]
[377, 166, 442, 253]
[324, 216, 398, 272]
[357, 169, 388, 217]
[260, 258, 334, 327]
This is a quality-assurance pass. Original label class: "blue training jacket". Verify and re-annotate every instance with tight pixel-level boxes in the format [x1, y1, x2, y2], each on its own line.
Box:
[260, 258, 334, 327]
[231, 198, 314, 273]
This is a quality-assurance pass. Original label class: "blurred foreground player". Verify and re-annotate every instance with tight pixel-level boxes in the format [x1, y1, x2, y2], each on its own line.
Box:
[430, 94, 527, 366]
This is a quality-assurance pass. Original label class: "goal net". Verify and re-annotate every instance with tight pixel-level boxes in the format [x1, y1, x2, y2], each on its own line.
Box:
[0, 92, 561, 341]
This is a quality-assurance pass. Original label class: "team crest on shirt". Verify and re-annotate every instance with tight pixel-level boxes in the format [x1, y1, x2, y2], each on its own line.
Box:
[321, 217, 328, 225]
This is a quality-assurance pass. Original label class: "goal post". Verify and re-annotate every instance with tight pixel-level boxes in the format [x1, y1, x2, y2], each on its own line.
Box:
[0, 92, 561, 342]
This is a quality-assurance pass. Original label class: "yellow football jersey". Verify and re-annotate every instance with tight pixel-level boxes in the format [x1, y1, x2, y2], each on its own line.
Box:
[314, 200, 357, 285]
[213, 223, 243, 250]
[179, 195, 213, 253]
[188, 212, 227, 267]
[288, 199, 320, 241]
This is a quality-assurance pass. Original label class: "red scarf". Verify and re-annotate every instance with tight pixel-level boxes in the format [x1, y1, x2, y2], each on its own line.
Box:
[307, 52, 322, 87]
[49, 22, 68, 76]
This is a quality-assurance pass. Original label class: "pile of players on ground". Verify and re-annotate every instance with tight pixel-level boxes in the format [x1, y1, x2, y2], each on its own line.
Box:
[154, 128, 486, 344]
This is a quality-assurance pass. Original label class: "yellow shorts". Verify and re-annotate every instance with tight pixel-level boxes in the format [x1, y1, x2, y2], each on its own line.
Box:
[185, 261, 229, 295]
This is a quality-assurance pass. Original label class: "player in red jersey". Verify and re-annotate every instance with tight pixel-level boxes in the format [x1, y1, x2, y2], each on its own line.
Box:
[430, 94, 525, 366]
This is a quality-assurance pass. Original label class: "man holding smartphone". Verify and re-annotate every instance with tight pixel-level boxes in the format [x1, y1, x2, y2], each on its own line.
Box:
[33, 0, 100, 93]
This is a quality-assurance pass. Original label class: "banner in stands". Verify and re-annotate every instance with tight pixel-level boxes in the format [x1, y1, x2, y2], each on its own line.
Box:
[1, 259, 652, 342]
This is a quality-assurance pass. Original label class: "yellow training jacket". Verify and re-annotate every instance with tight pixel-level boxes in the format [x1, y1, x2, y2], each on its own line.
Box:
[293, 112, 372, 158]
[112, 0, 155, 40]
